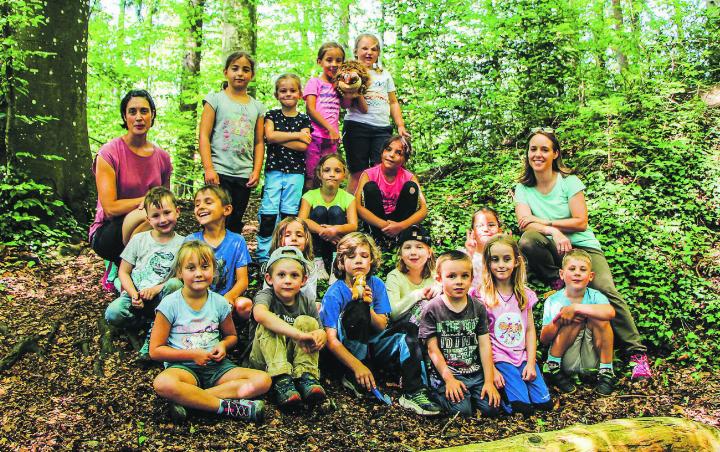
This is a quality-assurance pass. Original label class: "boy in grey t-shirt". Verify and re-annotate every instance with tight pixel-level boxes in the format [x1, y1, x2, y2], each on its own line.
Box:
[247, 247, 327, 408]
[105, 187, 184, 331]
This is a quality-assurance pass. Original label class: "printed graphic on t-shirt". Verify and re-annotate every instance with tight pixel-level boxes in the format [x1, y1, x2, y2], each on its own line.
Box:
[220, 113, 252, 156]
[366, 79, 389, 108]
[173, 320, 221, 350]
[437, 317, 481, 374]
[215, 257, 228, 292]
[494, 311, 523, 348]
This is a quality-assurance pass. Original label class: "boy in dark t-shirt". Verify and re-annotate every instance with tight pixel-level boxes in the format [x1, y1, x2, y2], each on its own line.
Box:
[419, 250, 501, 417]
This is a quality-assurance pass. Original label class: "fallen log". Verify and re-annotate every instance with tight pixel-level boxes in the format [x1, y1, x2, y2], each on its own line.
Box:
[428, 417, 720, 451]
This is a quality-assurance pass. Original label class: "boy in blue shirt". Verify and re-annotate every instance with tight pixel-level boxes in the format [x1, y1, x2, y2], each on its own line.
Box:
[540, 249, 617, 396]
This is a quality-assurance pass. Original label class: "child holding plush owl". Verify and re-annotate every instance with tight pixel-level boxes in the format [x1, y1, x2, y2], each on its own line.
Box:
[344, 33, 411, 193]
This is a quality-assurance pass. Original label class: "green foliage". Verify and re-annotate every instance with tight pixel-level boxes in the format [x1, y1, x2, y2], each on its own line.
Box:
[0, 172, 81, 252]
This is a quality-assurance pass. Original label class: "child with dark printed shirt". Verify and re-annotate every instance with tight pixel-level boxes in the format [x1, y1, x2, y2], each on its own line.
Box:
[419, 250, 501, 417]
[256, 74, 313, 262]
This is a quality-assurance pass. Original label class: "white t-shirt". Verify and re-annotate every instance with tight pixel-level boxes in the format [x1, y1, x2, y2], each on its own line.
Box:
[344, 69, 396, 127]
[120, 231, 185, 290]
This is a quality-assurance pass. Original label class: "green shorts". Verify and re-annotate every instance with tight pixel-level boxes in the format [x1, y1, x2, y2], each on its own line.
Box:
[561, 327, 600, 375]
[167, 359, 238, 389]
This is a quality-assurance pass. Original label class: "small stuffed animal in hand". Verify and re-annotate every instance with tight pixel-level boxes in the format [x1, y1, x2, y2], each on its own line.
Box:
[351, 273, 373, 303]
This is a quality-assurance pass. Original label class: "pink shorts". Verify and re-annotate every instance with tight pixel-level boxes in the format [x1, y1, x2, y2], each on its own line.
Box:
[305, 136, 338, 180]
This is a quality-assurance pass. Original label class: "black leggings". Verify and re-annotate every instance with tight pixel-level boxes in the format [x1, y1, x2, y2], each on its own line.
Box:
[309, 205, 347, 260]
[362, 180, 419, 243]
[219, 174, 251, 234]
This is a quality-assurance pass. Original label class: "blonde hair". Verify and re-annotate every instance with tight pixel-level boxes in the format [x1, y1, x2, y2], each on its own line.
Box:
[144, 186, 177, 212]
[397, 242, 435, 280]
[270, 217, 314, 260]
[333, 232, 382, 279]
[195, 184, 231, 206]
[173, 240, 218, 286]
[435, 250, 473, 277]
[354, 33, 382, 73]
[562, 249, 592, 269]
[274, 73, 302, 95]
[479, 235, 529, 310]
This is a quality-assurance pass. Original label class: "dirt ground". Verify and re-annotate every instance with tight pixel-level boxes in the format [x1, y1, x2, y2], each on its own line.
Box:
[0, 198, 718, 450]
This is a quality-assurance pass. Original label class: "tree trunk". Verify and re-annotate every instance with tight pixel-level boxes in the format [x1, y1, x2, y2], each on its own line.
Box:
[176, 0, 205, 198]
[428, 417, 720, 451]
[6, 0, 92, 222]
[222, 0, 256, 96]
[338, 0, 351, 51]
[611, 0, 628, 71]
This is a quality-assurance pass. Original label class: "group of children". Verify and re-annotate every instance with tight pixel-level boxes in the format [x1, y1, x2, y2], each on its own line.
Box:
[105, 181, 624, 423]
[100, 33, 643, 423]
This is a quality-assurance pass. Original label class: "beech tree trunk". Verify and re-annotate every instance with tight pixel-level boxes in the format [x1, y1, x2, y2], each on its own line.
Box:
[5, 0, 92, 222]
[222, 0, 256, 96]
[176, 0, 205, 198]
[428, 417, 720, 451]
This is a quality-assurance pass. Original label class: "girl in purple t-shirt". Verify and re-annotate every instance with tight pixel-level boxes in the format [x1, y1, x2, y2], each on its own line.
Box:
[355, 136, 427, 249]
[477, 235, 552, 416]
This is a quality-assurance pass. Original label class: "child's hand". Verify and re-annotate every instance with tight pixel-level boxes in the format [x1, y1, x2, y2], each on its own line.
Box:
[465, 229, 477, 255]
[421, 283, 442, 300]
[297, 333, 317, 353]
[297, 130, 312, 144]
[381, 220, 404, 237]
[328, 127, 340, 141]
[493, 366, 505, 388]
[209, 343, 226, 362]
[204, 168, 220, 186]
[310, 329, 327, 350]
[353, 363, 376, 391]
[362, 284, 373, 304]
[130, 294, 144, 309]
[192, 349, 212, 366]
[557, 305, 578, 325]
[246, 170, 261, 188]
[521, 362, 537, 381]
[139, 285, 162, 301]
[481, 381, 501, 407]
[445, 376, 467, 403]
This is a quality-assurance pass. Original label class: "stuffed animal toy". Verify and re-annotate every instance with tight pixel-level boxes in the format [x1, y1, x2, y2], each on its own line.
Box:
[334, 60, 370, 98]
[351, 273, 373, 302]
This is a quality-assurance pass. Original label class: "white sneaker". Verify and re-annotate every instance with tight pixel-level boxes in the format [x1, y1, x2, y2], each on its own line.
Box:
[315, 258, 329, 281]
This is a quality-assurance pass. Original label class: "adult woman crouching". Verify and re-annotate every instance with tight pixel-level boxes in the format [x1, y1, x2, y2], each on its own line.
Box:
[89, 90, 172, 287]
[514, 129, 651, 379]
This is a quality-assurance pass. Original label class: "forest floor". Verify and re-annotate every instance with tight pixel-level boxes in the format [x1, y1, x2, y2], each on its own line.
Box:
[0, 198, 719, 450]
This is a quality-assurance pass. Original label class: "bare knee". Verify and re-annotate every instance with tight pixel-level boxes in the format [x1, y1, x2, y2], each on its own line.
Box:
[153, 373, 179, 399]
[293, 315, 319, 332]
[235, 297, 253, 320]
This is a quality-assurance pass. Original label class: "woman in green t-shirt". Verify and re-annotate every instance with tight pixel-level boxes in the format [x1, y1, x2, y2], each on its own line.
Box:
[514, 129, 651, 379]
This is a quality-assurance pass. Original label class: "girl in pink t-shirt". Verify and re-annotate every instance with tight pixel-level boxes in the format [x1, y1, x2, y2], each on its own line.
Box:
[303, 42, 345, 190]
[477, 234, 552, 416]
[355, 136, 427, 249]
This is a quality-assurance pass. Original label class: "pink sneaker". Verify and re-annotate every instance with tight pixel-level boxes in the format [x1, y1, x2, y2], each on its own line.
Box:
[100, 263, 117, 293]
[630, 353, 653, 379]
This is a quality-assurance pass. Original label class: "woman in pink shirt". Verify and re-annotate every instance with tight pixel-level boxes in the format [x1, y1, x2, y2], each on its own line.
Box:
[89, 90, 172, 275]
[355, 136, 427, 249]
